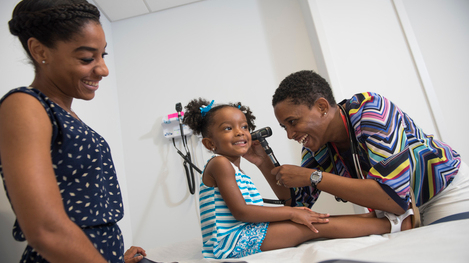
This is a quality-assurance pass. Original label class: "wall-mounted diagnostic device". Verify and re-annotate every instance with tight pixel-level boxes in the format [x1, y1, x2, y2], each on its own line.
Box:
[164, 103, 201, 195]
[161, 112, 193, 139]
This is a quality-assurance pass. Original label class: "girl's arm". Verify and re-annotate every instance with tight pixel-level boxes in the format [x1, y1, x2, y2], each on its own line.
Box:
[205, 156, 329, 233]
[0, 93, 107, 263]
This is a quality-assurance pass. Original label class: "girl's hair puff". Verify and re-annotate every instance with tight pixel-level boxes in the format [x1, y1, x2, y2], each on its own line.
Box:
[183, 98, 256, 138]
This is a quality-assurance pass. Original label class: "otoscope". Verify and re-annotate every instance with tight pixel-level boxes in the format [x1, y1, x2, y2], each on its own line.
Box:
[251, 127, 294, 205]
[251, 127, 279, 167]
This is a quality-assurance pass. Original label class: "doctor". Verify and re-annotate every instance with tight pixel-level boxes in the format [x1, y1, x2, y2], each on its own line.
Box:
[248, 70, 468, 229]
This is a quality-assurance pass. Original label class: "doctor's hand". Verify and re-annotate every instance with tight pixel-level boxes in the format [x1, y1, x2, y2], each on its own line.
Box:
[243, 140, 271, 167]
[290, 207, 329, 233]
[273, 165, 312, 188]
[124, 246, 147, 263]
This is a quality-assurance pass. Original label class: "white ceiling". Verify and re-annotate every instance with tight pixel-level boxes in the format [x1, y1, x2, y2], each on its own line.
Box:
[93, 0, 204, 22]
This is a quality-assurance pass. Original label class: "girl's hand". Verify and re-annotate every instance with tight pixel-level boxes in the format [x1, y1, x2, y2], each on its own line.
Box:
[290, 207, 330, 233]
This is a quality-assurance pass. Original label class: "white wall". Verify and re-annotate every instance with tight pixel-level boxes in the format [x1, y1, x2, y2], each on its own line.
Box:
[0, 0, 132, 261]
[401, 0, 469, 161]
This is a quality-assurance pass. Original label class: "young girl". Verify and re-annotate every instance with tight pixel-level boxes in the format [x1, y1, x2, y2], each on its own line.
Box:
[182, 98, 412, 259]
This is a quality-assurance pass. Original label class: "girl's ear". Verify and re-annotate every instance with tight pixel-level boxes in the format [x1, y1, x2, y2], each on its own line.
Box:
[202, 137, 215, 151]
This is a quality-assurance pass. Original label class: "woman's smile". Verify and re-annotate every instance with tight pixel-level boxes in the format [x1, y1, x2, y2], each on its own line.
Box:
[82, 79, 100, 91]
[297, 134, 309, 145]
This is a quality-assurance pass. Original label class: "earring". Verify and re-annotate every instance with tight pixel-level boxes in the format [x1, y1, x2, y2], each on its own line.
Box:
[324, 112, 327, 116]
[42, 60, 46, 64]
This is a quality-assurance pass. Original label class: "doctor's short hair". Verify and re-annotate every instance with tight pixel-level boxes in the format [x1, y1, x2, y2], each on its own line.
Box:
[183, 98, 256, 138]
[272, 70, 336, 108]
[8, 0, 101, 64]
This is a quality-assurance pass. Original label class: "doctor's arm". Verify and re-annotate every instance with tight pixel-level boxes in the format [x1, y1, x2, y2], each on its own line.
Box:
[243, 140, 291, 203]
[273, 164, 405, 215]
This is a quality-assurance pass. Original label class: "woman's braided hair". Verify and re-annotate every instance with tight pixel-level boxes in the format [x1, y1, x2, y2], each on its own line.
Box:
[183, 98, 256, 138]
[8, 0, 100, 63]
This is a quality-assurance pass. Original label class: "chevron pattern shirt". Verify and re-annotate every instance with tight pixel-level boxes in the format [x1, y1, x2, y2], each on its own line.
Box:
[295, 92, 461, 211]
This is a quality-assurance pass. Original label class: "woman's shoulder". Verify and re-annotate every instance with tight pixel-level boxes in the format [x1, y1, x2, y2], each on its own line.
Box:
[1, 86, 39, 97]
[347, 92, 383, 106]
[344, 92, 395, 115]
[0, 88, 53, 146]
[0, 87, 46, 107]
[1, 86, 44, 107]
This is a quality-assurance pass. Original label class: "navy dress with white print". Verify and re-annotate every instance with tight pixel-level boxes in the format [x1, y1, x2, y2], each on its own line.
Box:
[0, 87, 124, 263]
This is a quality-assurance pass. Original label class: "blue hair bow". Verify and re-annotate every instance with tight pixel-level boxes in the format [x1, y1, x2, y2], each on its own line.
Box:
[200, 100, 215, 117]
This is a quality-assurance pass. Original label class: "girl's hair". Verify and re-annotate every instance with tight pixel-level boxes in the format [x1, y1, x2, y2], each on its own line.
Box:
[183, 98, 256, 138]
[272, 70, 336, 108]
[8, 0, 101, 64]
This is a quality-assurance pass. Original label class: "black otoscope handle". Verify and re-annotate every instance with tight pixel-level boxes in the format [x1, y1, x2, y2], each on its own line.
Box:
[256, 137, 295, 206]
[259, 138, 280, 167]
[264, 146, 280, 167]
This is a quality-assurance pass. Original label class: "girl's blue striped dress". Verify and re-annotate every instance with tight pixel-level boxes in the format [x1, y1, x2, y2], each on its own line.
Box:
[199, 156, 265, 259]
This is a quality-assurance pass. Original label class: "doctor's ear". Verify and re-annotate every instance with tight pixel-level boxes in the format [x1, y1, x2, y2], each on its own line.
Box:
[202, 138, 216, 152]
[315, 98, 330, 115]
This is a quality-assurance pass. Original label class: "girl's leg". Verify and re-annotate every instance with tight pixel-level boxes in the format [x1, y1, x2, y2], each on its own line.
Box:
[260, 214, 408, 252]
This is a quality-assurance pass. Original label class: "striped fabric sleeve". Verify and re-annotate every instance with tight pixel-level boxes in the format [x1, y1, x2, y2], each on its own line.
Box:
[348, 92, 412, 209]
[347, 92, 461, 208]
[290, 147, 324, 208]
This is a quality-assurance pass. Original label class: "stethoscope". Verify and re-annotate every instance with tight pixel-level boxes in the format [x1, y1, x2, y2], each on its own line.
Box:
[329, 104, 365, 202]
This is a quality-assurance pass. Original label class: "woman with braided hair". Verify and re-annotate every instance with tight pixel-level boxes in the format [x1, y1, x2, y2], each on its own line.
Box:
[1, 0, 145, 262]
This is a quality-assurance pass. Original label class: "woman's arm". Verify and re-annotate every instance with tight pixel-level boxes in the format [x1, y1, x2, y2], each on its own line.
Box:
[318, 173, 404, 214]
[242, 141, 291, 202]
[0, 93, 107, 263]
[273, 164, 404, 215]
[206, 157, 329, 232]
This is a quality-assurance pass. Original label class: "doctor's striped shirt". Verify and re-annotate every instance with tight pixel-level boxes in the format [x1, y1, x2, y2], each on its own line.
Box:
[199, 156, 264, 259]
[294, 92, 461, 211]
